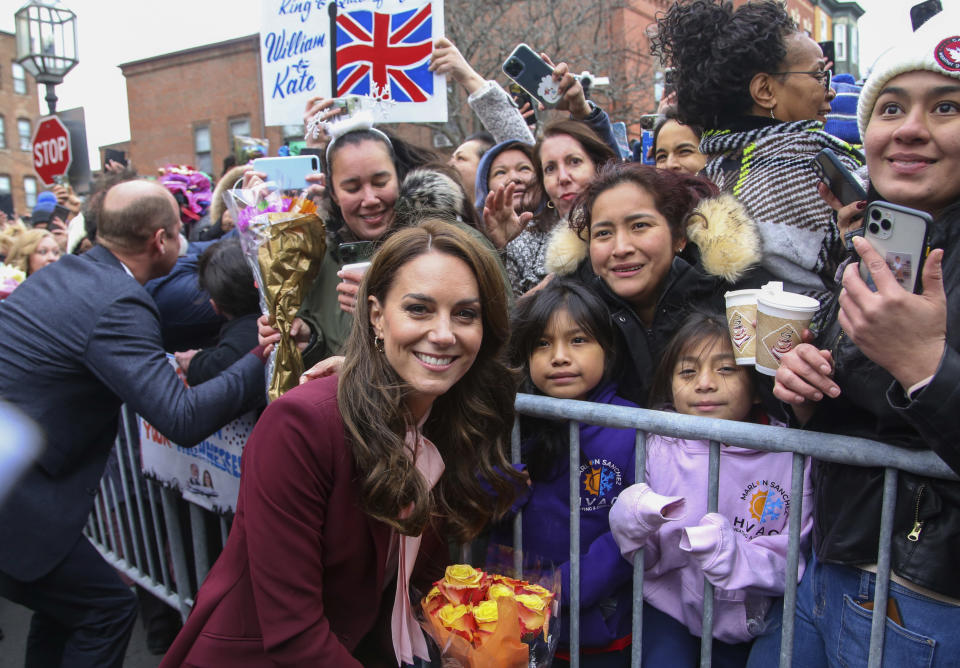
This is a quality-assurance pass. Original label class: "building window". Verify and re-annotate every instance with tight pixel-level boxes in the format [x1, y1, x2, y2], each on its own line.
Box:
[834, 23, 847, 62]
[850, 27, 859, 65]
[17, 119, 31, 151]
[23, 176, 37, 209]
[194, 125, 212, 175]
[0, 116, 5, 150]
[0, 175, 10, 196]
[820, 15, 828, 42]
[229, 117, 251, 141]
[12, 62, 27, 95]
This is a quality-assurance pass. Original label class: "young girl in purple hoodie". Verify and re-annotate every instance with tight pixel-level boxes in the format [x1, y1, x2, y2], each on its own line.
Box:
[608, 311, 812, 667]
[498, 277, 639, 667]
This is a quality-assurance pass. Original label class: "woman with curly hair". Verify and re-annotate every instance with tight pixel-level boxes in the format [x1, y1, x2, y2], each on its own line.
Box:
[5, 229, 61, 277]
[651, 0, 863, 305]
[162, 220, 524, 667]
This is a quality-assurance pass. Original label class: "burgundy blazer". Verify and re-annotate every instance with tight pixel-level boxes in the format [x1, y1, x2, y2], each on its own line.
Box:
[160, 374, 450, 667]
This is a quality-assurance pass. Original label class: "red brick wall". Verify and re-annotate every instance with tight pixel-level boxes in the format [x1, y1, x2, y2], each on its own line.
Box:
[0, 30, 43, 219]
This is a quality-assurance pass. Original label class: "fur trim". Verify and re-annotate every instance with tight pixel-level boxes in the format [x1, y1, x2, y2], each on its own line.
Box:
[542, 193, 761, 282]
[544, 223, 587, 276]
[685, 194, 761, 283]
[209, 164, 250, 225]
[394, 168, 465, 227]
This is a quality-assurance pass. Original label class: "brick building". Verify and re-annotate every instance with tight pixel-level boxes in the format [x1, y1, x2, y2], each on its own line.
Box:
[116, 0, 863, 176]
[0, 30, 43, 219]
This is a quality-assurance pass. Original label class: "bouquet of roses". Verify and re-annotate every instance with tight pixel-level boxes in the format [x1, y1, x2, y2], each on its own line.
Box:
[0, 263, 25, 300]
[420, 564, 559, 667]
[226, 182, 326, 401]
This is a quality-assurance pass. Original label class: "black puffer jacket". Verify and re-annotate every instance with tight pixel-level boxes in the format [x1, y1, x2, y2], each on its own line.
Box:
[806, 198, 960, 597]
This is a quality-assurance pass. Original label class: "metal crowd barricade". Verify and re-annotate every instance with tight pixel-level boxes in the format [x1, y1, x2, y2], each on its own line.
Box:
[83, 396, 959, 667]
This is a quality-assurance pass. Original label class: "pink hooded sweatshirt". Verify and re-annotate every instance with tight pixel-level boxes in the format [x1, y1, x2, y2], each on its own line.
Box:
[608, 430, 812, 643]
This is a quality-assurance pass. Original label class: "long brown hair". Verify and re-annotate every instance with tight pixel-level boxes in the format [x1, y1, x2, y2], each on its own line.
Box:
[535, 120, 617, 180]
[337, 219, 523, 541]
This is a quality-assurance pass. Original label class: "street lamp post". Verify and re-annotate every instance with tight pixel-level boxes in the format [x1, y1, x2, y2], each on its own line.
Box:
[14, 0, 79, 116]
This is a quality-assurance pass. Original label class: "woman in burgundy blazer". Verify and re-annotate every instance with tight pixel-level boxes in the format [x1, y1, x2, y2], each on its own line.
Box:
[161, 220, 522, 666]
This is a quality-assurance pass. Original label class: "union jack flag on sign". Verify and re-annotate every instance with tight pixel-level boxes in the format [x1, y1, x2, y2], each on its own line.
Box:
[334, 5, 434, 102]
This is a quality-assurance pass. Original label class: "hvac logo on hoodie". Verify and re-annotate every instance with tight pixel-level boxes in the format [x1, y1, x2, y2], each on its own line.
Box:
[579, 458, 624, 512]
[733, 479, 792, 538]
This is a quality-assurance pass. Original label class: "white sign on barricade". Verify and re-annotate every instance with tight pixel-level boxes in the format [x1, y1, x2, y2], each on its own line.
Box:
[260, 0, 447, 126]
[137, 356, 257, 514]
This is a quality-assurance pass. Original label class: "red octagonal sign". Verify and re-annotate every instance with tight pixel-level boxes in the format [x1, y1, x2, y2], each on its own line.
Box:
[32, 116, 72, 186]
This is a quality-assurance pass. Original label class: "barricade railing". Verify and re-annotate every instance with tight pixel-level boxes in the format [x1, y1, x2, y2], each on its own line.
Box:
[83, 397, 959, 667]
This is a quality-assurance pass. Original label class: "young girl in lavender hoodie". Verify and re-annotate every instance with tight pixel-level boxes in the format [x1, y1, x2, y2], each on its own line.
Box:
[608, 311, 812, 668]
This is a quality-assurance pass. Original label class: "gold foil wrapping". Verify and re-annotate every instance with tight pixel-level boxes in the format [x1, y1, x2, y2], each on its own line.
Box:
[256, 212, 326, 401]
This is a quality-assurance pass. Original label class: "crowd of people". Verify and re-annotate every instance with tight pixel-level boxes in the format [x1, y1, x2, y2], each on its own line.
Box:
[1, 1, 959, 666]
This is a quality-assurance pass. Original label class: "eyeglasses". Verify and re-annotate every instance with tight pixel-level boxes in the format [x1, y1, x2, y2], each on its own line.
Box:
[771, 68, 832, 90]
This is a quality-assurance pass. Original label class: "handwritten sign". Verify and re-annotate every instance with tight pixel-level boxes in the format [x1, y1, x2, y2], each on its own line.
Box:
[260, 0, 447, 125]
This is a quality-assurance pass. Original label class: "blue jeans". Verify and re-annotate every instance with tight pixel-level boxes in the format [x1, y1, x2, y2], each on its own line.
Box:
[641, 603, 752, 668]
[748, 554, 960, 667]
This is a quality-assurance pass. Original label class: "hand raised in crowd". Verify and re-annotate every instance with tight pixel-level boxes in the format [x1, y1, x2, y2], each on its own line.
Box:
[257, 314, 311, 356]
[482, 182, 534, 250]
[303, 96, 345, 152]
[838, 236, 946, 389]
[335, 268, 365, 314]
[429, 37, 485, 94]
[516, 99, 537, 126]
[773, 339, 838, 424]
[103, 159, 127, 174]
[174, 349, 198, 373]
[540, 54, 592, 119]
[816, 182, 866, 238]
[52, 183, 82, 219]
[299, 355, 345, 385]
[657, 90, 678, 115]
[305, 171, 325, 204]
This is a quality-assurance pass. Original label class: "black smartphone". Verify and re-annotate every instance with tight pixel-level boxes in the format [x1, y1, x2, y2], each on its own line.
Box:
[810, 148, 867, 206]
[104, 148, 127, 166]
[508, 83, 537, 127]
[860, 201, 932, 294]
[338, 241, 376, 265]
[52, 204, 71, 222]
[818, 41, 836, 67]
[663, 67, 676, 98]
[502, 44, 560, 108]
[910, 0, 941, 31]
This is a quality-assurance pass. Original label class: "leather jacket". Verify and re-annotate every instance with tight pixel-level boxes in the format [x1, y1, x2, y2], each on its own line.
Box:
[806, 198, 960, 597]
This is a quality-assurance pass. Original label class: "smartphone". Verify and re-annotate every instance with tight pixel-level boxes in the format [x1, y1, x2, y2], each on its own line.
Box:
[331, 95, 363, 117]
[508, 83, 538, 126]
[338, 241, 376, 266]
[663, 67, 676, 99]
[252, 155, 321, 190]
[52, 204, 71, 222]
[910, 0, 941, 31]
[810, 148, 867, 206]
[502, 44, 561, 108]
[104, 148, 127, 166]
[859, 201, 932, 293]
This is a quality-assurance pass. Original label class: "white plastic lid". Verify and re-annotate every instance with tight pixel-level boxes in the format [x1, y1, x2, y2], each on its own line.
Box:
[758, 291, 821, 310]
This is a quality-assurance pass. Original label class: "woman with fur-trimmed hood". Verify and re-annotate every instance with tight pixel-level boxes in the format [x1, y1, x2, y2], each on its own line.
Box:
[545, 162, 769, 404]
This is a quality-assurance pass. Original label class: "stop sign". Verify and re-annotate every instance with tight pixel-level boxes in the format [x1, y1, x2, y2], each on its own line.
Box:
[32, 116, 72, 186]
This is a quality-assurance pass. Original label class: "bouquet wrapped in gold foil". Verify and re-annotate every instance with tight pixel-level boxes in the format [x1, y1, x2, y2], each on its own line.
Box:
[227, 183, 326, 401]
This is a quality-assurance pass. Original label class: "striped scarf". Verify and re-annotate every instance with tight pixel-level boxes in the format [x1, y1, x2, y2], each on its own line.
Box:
[701, 120, 864, 304]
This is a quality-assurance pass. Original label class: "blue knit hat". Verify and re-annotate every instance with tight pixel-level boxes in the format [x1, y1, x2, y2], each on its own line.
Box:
[31, 191, 57, 224]
[823, 73, 861, 145]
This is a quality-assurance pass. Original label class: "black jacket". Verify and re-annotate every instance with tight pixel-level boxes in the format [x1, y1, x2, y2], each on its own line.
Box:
[187, 313, 261, 386]
[806, 198, 960, 597]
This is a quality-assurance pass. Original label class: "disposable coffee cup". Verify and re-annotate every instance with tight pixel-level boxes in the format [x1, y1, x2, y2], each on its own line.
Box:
[724, 289, 760, 365]
[755, 291, 821, 376]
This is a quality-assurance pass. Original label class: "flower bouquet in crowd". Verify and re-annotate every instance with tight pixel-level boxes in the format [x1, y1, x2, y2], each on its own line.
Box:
[420, 563, 560, 667]
[158, 165, 213, 229]
[225, 182, 326, 401]
[0, 263, 25, 300]
[233, 135, 269, 165]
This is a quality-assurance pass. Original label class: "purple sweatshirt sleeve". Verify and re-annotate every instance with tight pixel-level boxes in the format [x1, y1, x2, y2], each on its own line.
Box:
[608, 483, 687, 566]
[558, 532, 633, 609]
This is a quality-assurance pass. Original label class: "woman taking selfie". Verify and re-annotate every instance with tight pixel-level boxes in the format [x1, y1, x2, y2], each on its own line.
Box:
[652, 0, 862, 303]
[770, 9, 960, 665]
[162, 220, 523, 667]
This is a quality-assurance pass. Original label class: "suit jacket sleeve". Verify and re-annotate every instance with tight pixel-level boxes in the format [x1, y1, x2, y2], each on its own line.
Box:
[83, 294, 264, 446]
[240, 388, 361, 666]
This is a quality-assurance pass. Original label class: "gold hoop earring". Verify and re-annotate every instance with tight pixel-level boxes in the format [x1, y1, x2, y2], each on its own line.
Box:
[546, 200, 555, 210]
[374, 334, 385, 353]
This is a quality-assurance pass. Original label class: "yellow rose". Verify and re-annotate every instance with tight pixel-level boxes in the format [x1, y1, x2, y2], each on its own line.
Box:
[444, 564, 484, 586]
[422, 585, 446, 616]
[472, 599, 499, 633]
[523, 583, 552, 599]
[436, 603, 476, 642]
[516, 594, 550, 638]
[488, 583, 516, 600]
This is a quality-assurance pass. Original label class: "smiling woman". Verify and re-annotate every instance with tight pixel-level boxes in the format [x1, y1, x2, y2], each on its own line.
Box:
[162, 220, 524, 667]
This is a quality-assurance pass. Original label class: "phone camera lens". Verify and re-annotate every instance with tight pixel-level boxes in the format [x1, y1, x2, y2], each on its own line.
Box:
[881, 218, 892, 231]
[870, 209, 882, 221]
[505, 58, 523, 77]
[868, 222, 880, 235]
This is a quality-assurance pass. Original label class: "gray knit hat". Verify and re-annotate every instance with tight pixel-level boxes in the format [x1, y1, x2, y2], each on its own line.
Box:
[857, 8, 960, 139]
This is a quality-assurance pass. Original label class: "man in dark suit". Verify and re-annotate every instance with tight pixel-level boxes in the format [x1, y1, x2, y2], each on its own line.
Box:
[0, 179, 266, 667]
